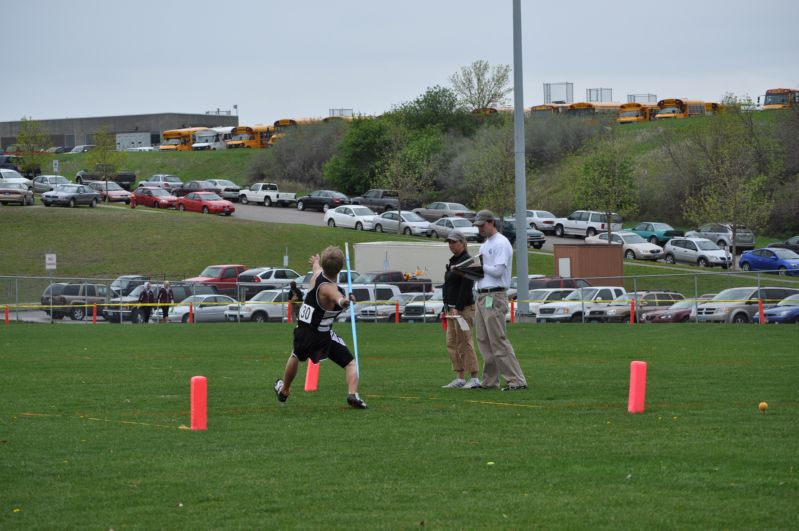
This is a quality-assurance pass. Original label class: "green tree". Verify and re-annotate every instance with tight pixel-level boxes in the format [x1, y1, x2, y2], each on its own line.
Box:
[86, 128, 127, 193]
[449, 60, 512, 111]
[15, 117, 51, 177]
[464, 126, 516, 219]
[574, 137, 639, 241]
[387, 85, 478, 136]
[324, 118, 392, 195]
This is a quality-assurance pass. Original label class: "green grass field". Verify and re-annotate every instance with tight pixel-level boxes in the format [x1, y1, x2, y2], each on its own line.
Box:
[1, 323, 796, 528]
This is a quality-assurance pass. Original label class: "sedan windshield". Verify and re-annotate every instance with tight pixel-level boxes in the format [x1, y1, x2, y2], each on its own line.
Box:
[669, 300, 696, 310]
[697, 240, 721, 251]
[250, 291, 279, 302]
[451, 218, 472, 228]
[447, 203, 468, 210]
[713, 288, 755, 302]
[402, 212, 426, 222]
[621, 233, 646, 244]
[773, 249, 799, 259]
[151, 189, 171, 197]
[777, 295, 799, 307]
[651, 223, 674, 231]
[351, 206, 375, 216]
[54, 185, 80, 193]
[196, 193, 223, 201]
[213, 180, 237, 187]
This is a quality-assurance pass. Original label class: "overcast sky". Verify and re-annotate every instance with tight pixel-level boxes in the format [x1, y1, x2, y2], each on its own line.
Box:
[3, 0, 796, 124]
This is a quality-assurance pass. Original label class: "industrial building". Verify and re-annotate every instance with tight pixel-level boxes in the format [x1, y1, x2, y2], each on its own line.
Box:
[0, 112, 239, 151]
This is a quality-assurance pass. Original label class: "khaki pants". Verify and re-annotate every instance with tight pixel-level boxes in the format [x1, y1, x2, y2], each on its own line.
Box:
[474, 291, 527, 388]
[445, 305, 478, 375]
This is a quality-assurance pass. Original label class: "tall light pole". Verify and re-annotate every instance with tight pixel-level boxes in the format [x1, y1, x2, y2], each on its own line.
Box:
[512, 0, 529, 315]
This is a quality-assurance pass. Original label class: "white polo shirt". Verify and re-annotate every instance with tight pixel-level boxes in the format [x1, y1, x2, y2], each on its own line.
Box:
[476, 232, 513, 290]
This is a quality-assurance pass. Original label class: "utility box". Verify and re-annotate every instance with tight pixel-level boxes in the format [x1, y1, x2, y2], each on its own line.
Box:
[553, 244, 624, 287]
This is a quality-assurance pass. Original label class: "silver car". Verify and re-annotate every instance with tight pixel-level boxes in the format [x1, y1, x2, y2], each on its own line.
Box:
[426, 217, 480, 240]
[373, 210, 430, 236]
[696, 286, 799, 324]
[685, 223, 755, 253]
[32, 174, 70, 193]
[663, 237, 732, 268]
[206, 179, 241, 201]
[224, 289, 290, 323]
[168, 294, 236, 323]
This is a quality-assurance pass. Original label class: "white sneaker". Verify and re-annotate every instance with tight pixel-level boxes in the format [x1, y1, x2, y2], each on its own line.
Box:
[462, 378, 482, 389]
[442, 378, 466, 389]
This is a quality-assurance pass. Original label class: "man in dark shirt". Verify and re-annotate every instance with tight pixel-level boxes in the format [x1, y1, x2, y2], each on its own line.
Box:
[441, 231, 480, 389]
[138, 282, 156, 324]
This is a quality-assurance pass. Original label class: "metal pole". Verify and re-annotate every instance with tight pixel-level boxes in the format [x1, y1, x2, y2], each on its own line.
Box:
[512, 0, 529, 316]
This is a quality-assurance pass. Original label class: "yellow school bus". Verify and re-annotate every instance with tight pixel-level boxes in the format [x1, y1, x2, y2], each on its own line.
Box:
[763, 88, 799, 110]
[617, 103, 659, 124]
[655, 99, 710, 119]
[226, 125, 273, 149]
[565, 102, 622, 117]
[529, 104, 569, 116]
[159, 127, 207, 151]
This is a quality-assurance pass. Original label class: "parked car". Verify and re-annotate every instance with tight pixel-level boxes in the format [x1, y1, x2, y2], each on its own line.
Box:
[167, 294, 237, 323]
[753, 294, 799, 324]
[41, 184, 101, 208]
[324, 205, 377, 230]
[357, 292, 432, 322]
[31, 174, 70, 194]
[42, 282, 109, 320]
[0, 168, 32, 189]
[640, 294, 716, 323]
[238, 182, 296, 207]
[413, 202, 475, 222]
[426, 217, 480, 241]
[537, 286, 627, 323]
[0, 182, 34, 205]
[69, 144, 95, 153]
[401, 289, 445, 322]
[172, 180, 217, 197]
[585, 231, 664, 260]
[739, 248, 799, 276]
[497, 219, 546, 248]
[696, 286, 799, 324]
[40, 283, 68, 314]
[767, 236, 799, 254]
[236, 267, 302, 298]
[296, 190, 349, 212]
[224, 289, 291, 323]
[508, 288, 575, 319]
[350, 189, 399, 212]
[521, 210, 558, 232]
[75, 166, 136, 190]
[338, 283, 404, 321]
[374, 210, 430, 236]
[130, 186, 177, 209]
[184, 264, 247, 296]
[206, 179, 241, 201]
[110, 275, 150, 296]
[553, 210, 623, 238]
[354, 270, 433, 293]
[663, 237, 732, 268]
[103, 283, 218, 323]
[138, 174, 183, 191]
[509, 276, 591, 300]
[600, 291, 685, 323]
[85, 181, 132, 203]
[685, 223, 755, 253]
[628, 222, 685, 245]
[176, 192, 235, 215]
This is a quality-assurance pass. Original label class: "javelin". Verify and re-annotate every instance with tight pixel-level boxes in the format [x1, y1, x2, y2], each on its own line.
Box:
[344, 242, 360, 377]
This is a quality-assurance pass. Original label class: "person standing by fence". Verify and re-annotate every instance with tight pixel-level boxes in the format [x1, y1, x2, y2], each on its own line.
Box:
[156, 281, 174, 323]
[138, 282, 156, 324]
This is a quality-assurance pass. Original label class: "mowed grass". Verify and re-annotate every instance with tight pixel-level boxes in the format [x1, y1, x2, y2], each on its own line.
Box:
[0, 323, 796, 529]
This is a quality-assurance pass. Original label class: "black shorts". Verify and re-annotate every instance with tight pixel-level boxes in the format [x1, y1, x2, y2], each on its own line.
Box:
[292, 326, 354, 368]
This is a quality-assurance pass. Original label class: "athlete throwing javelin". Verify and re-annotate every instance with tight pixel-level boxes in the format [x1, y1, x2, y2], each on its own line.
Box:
[274, 246, 367, 409]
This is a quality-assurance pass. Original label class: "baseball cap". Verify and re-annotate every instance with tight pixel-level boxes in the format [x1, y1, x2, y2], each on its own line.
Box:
[472, 209, 495, 226]
[445, 231, 467, 243]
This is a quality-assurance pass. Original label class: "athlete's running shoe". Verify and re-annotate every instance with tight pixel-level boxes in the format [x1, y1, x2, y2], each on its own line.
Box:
[274, 379, 288, 403]
[347, 393, 368, 409]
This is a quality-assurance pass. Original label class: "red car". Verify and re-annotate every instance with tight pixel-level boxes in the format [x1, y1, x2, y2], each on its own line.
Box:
[641, 294, 716, 323]
[184, 264, 247, 296]
[177, 192, 235, 215]
[130, 186, 177, 209]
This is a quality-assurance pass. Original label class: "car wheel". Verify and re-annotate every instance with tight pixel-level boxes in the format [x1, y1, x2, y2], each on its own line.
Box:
[240, 196, 249, 205]
[664, 253, 675, 264]
[90, 198, 97, 208]
[323, 204, 330, 213]
[328, 218, 336, 228]
[554, 224, 564, 237]
[69, 198, 76, 208]
[731, 313, 749, 324]
[625, 250, 636, 260]
[265, 197, 272, 207]
[778, 266, 787, 276]
[716, 240, 728, 252]
[70, 306, 85, 321]
[178, 204, 185, 211]
[649, 236, 659, 245]
[182, 314, 190, 323]
[403, 227, 412, 235]
[251, 312, 267, 323]
[43, 202, 51, 207]
[586, 228, 597, 237]
[103, 196, 109, 202]
[131, 309, 143, 324]
[742, 262, 751, 271]
[297, 201, 305, 211]
[698, 257, 709, 267]
[533, 243, 543, 249]
[202, 206, 209, 214]
[355, 222, 363, 231]
[570, 312, 582, 323]
[375, 224, 383, 233]
[530, 223, 538, 230]
[431, 231, 439, 239]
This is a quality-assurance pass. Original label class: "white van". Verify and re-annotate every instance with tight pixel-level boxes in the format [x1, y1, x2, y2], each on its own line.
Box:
[192, 127, 234, 150]
[553, 210, 623, 238]
[337, 283, 402, 322]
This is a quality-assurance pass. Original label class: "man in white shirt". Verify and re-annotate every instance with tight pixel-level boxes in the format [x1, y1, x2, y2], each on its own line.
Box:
[471, 210, 528, 391]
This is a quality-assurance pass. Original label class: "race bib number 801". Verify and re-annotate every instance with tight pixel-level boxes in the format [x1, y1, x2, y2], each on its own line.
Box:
[298, 303, 314, 324]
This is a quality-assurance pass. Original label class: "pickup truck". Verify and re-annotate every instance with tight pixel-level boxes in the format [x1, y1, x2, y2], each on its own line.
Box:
[350, 189, 399, 212]
[75, 165, 136, 191]
[183, 264, 247, 297]
[238, 183, 296, 207]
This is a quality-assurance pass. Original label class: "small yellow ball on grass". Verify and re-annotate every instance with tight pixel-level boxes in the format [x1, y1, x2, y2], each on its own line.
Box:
[758, 401, 768, 413]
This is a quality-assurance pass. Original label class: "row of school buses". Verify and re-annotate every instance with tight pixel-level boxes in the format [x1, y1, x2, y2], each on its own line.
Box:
[159, 88, 799, 151]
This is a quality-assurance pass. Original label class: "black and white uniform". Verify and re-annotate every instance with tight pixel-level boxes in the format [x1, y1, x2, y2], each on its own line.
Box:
[292, 274, 354, 368]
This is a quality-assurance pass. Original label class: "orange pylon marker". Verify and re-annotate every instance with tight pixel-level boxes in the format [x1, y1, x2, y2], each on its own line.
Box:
[395, 301, 400, 323]
[4, 304, 9, 326]
[287, 304, 292, 324]
[627, 361, 647, 414]
[304, 360, 319, 392]
[92, 304, 97, 324]
[190, 376, 207, 430]
[510, 300, 516, 324]
[629, 298, 636, 325]
[189, 303, 194, 324]
[441, 314, 448, 331]
[758, 298, 765, 325]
